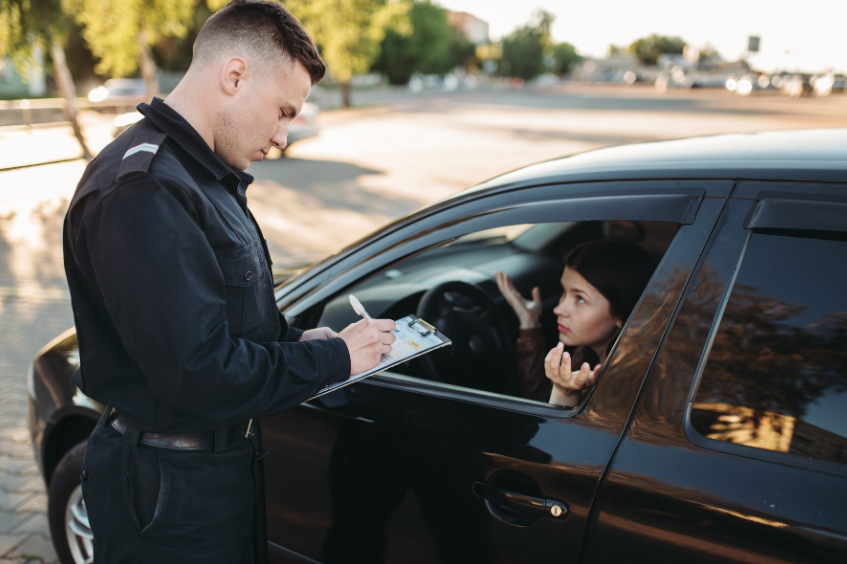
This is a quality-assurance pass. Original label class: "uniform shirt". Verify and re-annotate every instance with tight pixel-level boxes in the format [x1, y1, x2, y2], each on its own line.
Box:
[63, 98, 350, 434]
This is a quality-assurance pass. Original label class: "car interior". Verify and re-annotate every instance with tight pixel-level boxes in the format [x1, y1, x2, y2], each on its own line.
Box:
[316, 220, 679, 405]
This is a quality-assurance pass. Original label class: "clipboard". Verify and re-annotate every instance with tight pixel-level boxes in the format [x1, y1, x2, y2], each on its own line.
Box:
[310, 314, 452, 399]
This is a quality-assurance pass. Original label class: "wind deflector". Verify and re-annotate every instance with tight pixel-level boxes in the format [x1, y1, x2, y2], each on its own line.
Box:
[501, 189, 705, 226]
[746, 193, 847, 233]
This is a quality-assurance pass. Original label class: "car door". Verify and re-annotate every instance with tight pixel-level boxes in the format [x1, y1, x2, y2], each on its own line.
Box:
[583, 182, 847, 563]
[262, 180, 732, 564]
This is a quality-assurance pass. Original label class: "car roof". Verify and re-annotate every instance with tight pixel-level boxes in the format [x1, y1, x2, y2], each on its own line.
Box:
[461, 129, 847, 196]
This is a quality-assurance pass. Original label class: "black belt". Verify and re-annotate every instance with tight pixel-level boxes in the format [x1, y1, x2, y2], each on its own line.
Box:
[109, 411, 251, 452]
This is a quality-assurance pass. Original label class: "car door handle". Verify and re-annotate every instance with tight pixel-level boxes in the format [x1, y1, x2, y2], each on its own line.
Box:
[473, 481, 568, 519]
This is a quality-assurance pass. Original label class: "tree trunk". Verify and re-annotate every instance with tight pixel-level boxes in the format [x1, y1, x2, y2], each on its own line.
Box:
[340, 81, 352, 108]
[50, 37, 92, 160]
[138, 29, 159, 102]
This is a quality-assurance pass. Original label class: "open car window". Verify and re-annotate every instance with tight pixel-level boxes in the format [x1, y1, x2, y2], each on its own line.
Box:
[316, 219, 678, 409]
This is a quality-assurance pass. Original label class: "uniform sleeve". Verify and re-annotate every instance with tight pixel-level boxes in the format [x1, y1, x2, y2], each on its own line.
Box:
[81, 178, 350, 424]
[278, 311, 304, 342]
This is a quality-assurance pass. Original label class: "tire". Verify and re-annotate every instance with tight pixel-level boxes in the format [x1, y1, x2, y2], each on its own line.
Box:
[48, 441, 94, 564]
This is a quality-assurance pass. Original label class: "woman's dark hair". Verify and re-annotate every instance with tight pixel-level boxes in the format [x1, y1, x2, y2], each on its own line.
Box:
[563, 238, 656, 367]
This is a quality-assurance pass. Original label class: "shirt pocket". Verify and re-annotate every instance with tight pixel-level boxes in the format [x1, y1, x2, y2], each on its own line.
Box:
[214, 245, 263, 337]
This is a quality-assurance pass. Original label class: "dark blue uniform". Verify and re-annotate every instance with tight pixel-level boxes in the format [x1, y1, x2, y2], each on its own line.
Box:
[63, 98, 350, 563]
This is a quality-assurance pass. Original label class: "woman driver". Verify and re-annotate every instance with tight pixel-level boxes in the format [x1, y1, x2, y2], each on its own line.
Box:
[495, 238, 655, 407]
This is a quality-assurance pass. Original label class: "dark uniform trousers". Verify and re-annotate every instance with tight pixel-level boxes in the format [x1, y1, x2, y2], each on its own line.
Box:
[64, 98, 350, 563]
[82, 412, 255, 564]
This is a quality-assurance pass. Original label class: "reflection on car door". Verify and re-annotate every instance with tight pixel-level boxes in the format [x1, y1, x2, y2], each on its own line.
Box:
[584, 183, 847, 563]
[262, 181, 730, 564]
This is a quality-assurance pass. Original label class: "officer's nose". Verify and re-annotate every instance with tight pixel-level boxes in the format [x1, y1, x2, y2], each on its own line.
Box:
[272, 124, 288, 151]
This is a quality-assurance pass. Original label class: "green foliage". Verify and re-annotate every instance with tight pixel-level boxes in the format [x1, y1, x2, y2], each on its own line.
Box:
[285, 0, 409, 85]
[551, 41, 579, 76]
[697, 45, 720, 63]
[154, 3, 213, 72]
[372, 0, 461, 85]
[499, 9, 553, 80]
[0, 0, 66, 70]
[65, 0, 195, 77]
[628, 34, 686, 66]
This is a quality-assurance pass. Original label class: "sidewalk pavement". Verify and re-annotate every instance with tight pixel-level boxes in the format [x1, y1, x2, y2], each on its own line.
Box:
[0, 378, 58, 564]
[0, 296, 73, 564]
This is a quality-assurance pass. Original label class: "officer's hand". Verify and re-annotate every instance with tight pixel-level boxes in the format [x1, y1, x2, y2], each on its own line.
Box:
[299, 327, 338, 341]
[338, 318, 397, 375]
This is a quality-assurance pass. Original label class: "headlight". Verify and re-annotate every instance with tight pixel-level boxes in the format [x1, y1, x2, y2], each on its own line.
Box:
[88, 86, 108, 102]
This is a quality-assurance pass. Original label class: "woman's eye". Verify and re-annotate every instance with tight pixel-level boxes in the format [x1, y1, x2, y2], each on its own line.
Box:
[576, 296, 585, 304]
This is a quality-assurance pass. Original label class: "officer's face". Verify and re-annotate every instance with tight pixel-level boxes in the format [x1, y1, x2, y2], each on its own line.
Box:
[215, 58, 312, 171]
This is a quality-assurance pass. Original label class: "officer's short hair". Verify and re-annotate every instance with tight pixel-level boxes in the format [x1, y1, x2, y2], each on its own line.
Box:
[193, 0, 326, 85]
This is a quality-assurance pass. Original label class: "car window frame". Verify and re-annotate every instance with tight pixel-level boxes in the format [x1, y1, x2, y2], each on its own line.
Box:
[684, 183, 847, 478]
[282, 180, 730, 419]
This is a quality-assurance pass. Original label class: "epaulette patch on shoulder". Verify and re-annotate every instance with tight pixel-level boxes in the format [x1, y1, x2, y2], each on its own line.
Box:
[116, 131, 168, 182]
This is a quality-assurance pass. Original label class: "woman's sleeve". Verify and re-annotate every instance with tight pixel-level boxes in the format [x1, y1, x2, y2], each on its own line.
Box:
[515, 327, 553, 401]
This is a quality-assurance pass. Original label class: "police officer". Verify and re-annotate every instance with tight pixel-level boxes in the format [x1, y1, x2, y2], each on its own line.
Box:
[63, 2, 396, 562]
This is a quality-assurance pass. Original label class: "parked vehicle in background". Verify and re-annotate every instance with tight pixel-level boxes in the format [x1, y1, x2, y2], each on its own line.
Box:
[812, 72, 847, 96]
[28, 129, 847, 564]
[782, 74, 814, 97]
[87, 78, 147, 103]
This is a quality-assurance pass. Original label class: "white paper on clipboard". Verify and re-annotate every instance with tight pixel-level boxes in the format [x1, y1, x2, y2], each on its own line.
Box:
[310, 315, 451, 399]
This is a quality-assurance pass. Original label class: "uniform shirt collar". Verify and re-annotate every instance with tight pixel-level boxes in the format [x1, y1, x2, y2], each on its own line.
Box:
[137, 98, 254, 190]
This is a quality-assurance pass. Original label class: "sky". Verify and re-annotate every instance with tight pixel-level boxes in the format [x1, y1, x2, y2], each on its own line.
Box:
[436, 0, 847, 73]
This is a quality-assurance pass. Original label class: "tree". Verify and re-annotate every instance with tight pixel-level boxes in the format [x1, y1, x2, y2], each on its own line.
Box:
[628, 34, 686, 66]
[551, 42, 579, 76]
[65, 0, 196, 100]
[372, 0, 454, 85]
[499, 9, 553, 81]
[285, 0, 409, 107]
[0, 0, 92, 157]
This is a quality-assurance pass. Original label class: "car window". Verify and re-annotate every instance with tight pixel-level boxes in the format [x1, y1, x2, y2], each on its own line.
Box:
[317, 219, 676, 408]
[691, 229, 847, 464]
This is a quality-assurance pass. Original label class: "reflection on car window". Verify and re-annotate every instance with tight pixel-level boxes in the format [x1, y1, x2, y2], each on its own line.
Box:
[692, 230, 847, 464]
[447, 224, 535, 245]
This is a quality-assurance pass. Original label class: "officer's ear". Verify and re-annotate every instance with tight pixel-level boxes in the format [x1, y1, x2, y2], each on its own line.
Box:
[221, 57, 248, 96]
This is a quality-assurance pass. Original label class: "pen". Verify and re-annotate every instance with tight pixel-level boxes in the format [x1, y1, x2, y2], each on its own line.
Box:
[349, 294, 372, 319]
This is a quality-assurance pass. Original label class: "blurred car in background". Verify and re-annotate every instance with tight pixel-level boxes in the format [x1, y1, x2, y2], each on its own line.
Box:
[812, 72, 847, 96]
[87, 78, 147, 103]
[781, 74, 814, 98]
[112, 102, 321, 154]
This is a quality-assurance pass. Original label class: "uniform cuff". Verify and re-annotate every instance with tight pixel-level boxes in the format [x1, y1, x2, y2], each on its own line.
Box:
[314, 336, 351, 386]
[284, 326, 304, 342]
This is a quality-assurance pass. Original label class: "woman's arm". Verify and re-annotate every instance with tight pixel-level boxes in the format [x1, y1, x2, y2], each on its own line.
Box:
[516, 327, 554, 401]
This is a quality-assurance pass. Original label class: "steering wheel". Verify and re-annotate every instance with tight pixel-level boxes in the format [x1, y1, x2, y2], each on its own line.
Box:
[416, 281, 515, 395]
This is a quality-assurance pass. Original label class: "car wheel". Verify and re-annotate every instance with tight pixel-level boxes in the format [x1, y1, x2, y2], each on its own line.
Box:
[48, 441, 94, 564]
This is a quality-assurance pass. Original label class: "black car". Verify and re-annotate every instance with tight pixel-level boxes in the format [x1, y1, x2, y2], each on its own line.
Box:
[28, 129, 847, 564]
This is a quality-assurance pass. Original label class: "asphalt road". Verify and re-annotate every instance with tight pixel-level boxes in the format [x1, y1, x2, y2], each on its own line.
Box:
[1, 84, 846, 563]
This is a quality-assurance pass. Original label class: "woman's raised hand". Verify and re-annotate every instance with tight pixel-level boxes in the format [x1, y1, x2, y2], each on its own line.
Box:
[495, 271, 542, 329]
[544, 343, 601, 408]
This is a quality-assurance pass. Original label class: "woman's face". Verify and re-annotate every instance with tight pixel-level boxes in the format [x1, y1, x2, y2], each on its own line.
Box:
[553, 267, 622, 355]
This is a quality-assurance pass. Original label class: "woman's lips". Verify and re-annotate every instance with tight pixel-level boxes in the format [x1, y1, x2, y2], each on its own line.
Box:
[558, 324, 570, 333]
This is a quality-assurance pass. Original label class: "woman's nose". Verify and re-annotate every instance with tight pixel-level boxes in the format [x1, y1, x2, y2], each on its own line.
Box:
[554, 298, 568, 317]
